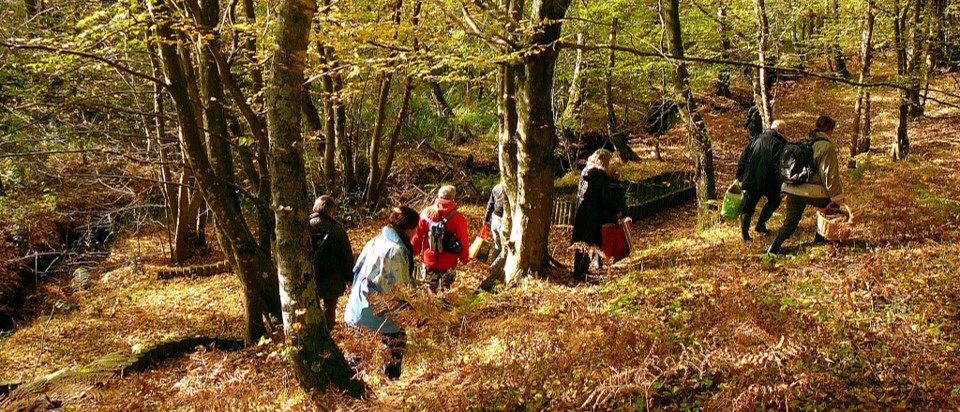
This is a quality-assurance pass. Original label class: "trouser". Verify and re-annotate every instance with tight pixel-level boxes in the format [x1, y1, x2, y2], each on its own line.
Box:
[381, 331, 407, 379]
[741, 190, 782, 230]
[489, 215, 504, 266]
[768, 194, 834, 253]
[422, 266, 456, 291]
[322, 296, 338, 331]
[573, 250, 602, 279]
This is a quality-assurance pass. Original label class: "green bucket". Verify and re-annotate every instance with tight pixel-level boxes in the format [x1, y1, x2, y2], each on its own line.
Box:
[720, 180, 744, 219]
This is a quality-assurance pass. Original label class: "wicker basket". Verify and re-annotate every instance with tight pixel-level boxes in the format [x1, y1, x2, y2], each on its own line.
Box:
[816, 204, 855, 241]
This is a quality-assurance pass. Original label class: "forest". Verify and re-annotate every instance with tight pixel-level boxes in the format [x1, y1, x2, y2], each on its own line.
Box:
[1, 0, 960, 409]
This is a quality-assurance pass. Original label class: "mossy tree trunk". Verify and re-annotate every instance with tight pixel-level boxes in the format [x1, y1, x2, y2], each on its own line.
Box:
[265, 0, 363, 396]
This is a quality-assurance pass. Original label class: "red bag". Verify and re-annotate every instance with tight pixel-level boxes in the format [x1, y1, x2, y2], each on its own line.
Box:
[601, 220, 632, 263]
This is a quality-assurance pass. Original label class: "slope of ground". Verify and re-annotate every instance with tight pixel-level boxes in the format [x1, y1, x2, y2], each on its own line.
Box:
[3, 69, 960, 411]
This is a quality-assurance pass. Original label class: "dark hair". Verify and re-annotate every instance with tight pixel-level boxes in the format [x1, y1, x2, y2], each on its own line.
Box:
[388, 206, 420, 232]
[810, 115, 837, 137]
[312, 195, 337, 216]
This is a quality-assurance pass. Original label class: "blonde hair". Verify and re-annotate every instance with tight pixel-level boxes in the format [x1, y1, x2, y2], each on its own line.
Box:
[586, 149, 613, 171]
[437, 185, 457, 200]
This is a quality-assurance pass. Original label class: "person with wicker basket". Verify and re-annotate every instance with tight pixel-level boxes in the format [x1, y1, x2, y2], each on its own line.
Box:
[767, 115, 847, 255]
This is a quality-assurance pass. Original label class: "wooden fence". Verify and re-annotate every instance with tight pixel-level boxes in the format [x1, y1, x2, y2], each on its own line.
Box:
[551, 171, 695, 227]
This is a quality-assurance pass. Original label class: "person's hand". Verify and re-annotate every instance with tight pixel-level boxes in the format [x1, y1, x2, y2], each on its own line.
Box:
[622, 217, 633, 225]
[780, 192, 787, 200]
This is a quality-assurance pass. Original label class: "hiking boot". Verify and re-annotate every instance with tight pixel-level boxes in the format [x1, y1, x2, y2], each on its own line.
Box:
[755, 225, 770, 235]
[741, 214, 753, 242]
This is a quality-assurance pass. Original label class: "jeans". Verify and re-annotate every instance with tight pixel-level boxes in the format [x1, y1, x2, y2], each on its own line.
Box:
[382, 331, 407, 379]
[489, 215, 504, 266]
[768, 194, 833, 253]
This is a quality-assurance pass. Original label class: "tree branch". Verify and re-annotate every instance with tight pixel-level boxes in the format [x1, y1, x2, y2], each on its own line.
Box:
[0, 41, 167, 86]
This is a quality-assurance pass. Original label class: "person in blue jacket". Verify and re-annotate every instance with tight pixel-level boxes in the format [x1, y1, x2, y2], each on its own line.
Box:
[344, 206, 420, 379]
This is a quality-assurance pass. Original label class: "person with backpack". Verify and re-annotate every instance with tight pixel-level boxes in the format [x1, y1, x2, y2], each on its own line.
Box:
[571, 149, 628, 281]
[309, 195, 355, 329]
[767, 115, 846, 254]
[482, 182, 505, 266]
[735, 119, 788, 241]
[744, 103, 764, 138]
[413, 185, 470, 291]
[344, 206, 421, 379]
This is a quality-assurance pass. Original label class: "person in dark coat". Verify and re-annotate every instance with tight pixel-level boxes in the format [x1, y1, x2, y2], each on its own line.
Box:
[571, 149, 627, 281]
[735, 119, 788, 241]
[744, 104, 764, 138]
[309, 195, 355, 329]
[482, 182, 505, 266]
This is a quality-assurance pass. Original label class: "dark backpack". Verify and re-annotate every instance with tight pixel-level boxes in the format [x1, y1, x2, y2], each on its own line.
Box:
[426, 210, 462, 254]
[310, 222, 335, 268]
[779, 137, 826, 185]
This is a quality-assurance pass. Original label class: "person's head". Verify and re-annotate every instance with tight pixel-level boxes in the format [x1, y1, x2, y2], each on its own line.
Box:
[388, 205, 420, 240]
[437, 185, 457, 201]
[770, 120, 786, 133]
[813, 115, 837, 136]
[586, 149, 613, 171]
[312, 195, 337, 217]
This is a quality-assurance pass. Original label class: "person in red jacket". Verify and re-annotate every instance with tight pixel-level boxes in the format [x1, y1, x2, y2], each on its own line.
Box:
[412, 185, 470, 291]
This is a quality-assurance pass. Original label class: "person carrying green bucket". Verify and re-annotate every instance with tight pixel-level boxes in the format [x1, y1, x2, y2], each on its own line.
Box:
[734, 120, 789, 241]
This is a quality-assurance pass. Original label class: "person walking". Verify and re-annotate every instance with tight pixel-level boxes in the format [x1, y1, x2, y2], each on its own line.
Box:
[482, 182, 505, 266]
[413, 185, 470, 291]
[344, 206, 421, 379]
[767, 115, 846, 254]
[571, 149, 627, 281]
[735, 120, 788, 241]
[309, 195, 355, 329]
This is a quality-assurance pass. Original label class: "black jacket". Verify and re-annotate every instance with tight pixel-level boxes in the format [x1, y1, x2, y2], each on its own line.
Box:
[309, 212, 355, 300]
[571, 167, 620, 246]
[483, 183, 505, 224]
[736, 129, 788, 197]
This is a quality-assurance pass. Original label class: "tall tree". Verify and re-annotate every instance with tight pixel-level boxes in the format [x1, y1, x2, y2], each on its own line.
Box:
[604, 18, 640, 162]
[662, 0, 717, 218]
[265, 0, 362, 395]
[850, 0, 875, 164]
[715, 4, 733, 98]
[827, 0, 850, 77]
[148, 0, 281, 344]
[463, 0, 572, 281]
[753, 0, 774, 127]
[892, 0, 914, 160]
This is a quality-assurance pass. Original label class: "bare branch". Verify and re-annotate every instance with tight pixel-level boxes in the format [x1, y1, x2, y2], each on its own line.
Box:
[0, 41, 167, 86]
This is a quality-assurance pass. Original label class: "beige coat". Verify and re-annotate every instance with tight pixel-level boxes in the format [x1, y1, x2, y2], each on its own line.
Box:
[781, 132, 845, 202]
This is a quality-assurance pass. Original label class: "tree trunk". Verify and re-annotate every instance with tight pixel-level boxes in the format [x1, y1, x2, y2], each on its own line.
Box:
[906, 0, 927, 117]
[559, 34, 584, 131]
[663, 0, 717, 219]
[497, 62, 520, 284]
[498, 0, 572, 282]
[605, 18, 618, 137]
[920, 0, 945, 109]
[828, 0, 850, 77]
[265, 0, 363, 396]
[892, 0, 911, 160]
[715, 4, 733, 98]
[753, 0, 774, 127]
[850, 0, 875, 165]
[149, 0, 280, 345]
[604, 18, 639, 163]
[318, 46, 338, 195]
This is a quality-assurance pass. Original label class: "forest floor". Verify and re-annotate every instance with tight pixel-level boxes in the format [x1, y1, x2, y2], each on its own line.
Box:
[3, 68, 960, 411]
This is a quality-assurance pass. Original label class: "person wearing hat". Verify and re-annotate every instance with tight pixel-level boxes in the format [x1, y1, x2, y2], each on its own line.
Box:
[412, 185, 470, 291]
